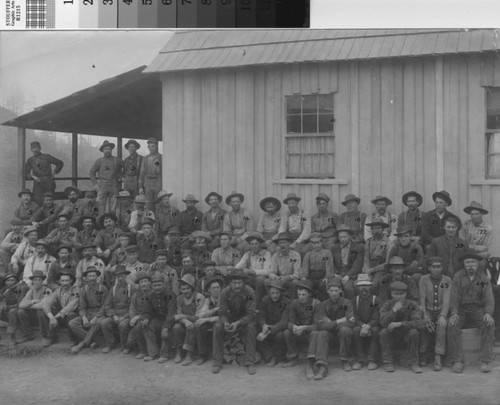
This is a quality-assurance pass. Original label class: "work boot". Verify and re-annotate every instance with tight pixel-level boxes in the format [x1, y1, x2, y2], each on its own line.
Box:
[174, 349, 183, 364]
[433, 355, 442, 371]
[182, 352, 193, 366]
[135, 352, 146, 360]
[342, 361, 352, 372]
[314, 365, 328, 380]
[282, 358, 298, 368]
[418, 357, 427, 368]
[158, 357, 169, 364]
[384, 363, 395, 372]
[196, 355, 208, 365]
[71, 342, 86, 354]
[367, 361, 378, 371]
[451, 362, 464, 374]
[247, 364, 257, 375]
[144, 355, 159, 362]
[409, 364, 423, 374]
[102, 346, 112, 354]
[212, 363, 222, 374]
[306, 359, 315, 380]
[266, 356, 277, 367]
[480, 362, 491, 373]
[122, 347, 131, 355]
[351, 361, 362, 370]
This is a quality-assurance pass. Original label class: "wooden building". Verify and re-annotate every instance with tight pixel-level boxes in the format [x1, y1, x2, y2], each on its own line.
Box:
[145, 29, 500, 253]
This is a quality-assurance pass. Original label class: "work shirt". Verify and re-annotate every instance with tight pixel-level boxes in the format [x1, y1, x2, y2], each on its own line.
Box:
[223, 208, 254, 238]
[59, 200, 86, 227]
[310, 210, 339, 240]
[89, 156, 123, 183]
[165, 243, 183, 269]
[316, 297, 355, 330]
[45, 226, 78, 248]
[75, 229, 99, 251]
[10, 241, 36, 266]
[150, 287, 177, 328]
[397, 209, 423, 237]
[78, 282, 108, 319]
[363, 234, 389, 273]
[256, 212, 281, 240]
[270, 250, 301, 279]
[139, 153, 162, 188]
[25, 153, 63, 179]
[198, 296, 220, 323]
[15, 201, 39, 224]
[123, 153, 143, 178]
[450, 269, 494, 316]
[351, 294, 383, 327]
[236, 249, 272, 276]
[301, 249, 334, 280]
[23, 254, 56, 285]
[43, 286, 79, 317]
[377, 274, 419, 302]
[99, 282, 133, 318]
[125, 261, 149, 285]
[78, 201, 101, 221]
[129, 289, 152, 321]
[75, 256, 105, 286]
[287, 297, 321, 331]
[155, 205, 180, 236]
[128, 209, 155, 233]
[386, 242, 425, 276]
[0, 283, 29, 310]
[31, 203, 62, 225]
[47, 259, 77, 290]
[177, 292, 204, 320]
[380, 298, 422, 329]
[428, 235, 468, 278]
[137, 234, 164, 264]
[218, 285, 256, 325]
[459, 219, 493, 257]
[202, 207, 227, 237]
[278, 209, 311, 243]
[364, 212, 397, 242]
[147, 263, 179, 295]
[421, 209, 462, 247]
[177, 207, 203, 236]
[19, 285, 53, 310]
[211, 247, 241, 276]
[94, 227, 123, 252]
[1, 230, 24, 251]
[339, 210, 367, 243]
[257, 295, 290, 334]
[418, 274, 452, 317]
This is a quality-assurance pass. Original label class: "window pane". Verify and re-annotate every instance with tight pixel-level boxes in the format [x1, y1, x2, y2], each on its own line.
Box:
[487, 132, 500, 178]
[26, 131, 73, 178]
[286, 137, 334, 178]
[303, 115, 318, 133]
[302, 95, 317, 114]
[286, 95, 301, 114]
[487, 88, 500, 129]
[318, 94, 333, 113]
[287, 115, 302, 134]
[318, 114, 334, 133]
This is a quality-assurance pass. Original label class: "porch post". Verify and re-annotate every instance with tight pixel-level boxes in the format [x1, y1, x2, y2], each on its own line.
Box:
[72, 132, 78, 187]
[17, 127, 26, 190]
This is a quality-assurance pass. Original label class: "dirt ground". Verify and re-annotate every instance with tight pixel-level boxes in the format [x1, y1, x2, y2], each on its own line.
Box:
[0, 335, 499, 405]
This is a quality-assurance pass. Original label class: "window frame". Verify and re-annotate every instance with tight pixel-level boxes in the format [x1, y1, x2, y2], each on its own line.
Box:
[485, 87, 500, 179]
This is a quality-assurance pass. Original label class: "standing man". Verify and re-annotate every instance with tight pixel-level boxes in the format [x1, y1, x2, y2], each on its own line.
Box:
[398, 191, 424, 242]
[211, 232, 241, 277]
[202, 192, 227, 251]
[278, 193, 311, 256]
[301, 233, 334, 301]
[155, 191, 180, 239]
[364, 196, 397, 242]
[24, 141, 64, 205]
[178, 195, 203, 243]
[460, 201, 493, 260]
[59, 186, 84, 228]
[122, 139, 143, 198]
[339, 194, 367, 244]
[223, 191, 254, 254]
[310, 193, 339, 251]
[362, 221, 390, 287]
[256, 196, 282, 255]
[89, 140, 123, 214]
[139, 137, 162, 212]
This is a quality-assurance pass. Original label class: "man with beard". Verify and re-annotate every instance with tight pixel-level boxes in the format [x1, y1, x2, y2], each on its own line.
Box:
[447, 251, 495, 373]
[202, 192, 227, 251]
[0, 272, 29, 345]
[75, 244, 105, 287]
[351, 274, 382, 371]
[22, 240, 56, 285]
[269, 233, 301, 299]
[89, 140, 123, 214]
[115, 190, 134, 228]
[223, 191, 255, 254]
[278, 193, 311, 256]
[138, 138, 162, 212]
[256, 196, 282, 255]
[122, 139, 143, 198]
[75, 216, 98, 256]
[398, 191, 424, 242]
[154, 191, 180, 238]
[59, 187, 85, 228]
[69, 266, 108, 354]
[387, 225, 425, 282]
[211, 232, 241, 277]
[301, 234, 334, 301]
[31, 191, 61, 237]
[45, 214, 77, 252]
[363, 221, 390, 288]
[78, 192, 101, 226]
[377, 256, 419, 302]
[310, 193, 339, 251]
[190, 231, 213, 272]
[47, 244, 78, 290]
[10, 226, 39, 276]
[147, 249, 179, 295]
[14, 188, 39, 225]
[128, 195, 155, 236]
[459, 201, 493, 260]
[0, 220, 25, 272]
[177, 195, 203, 246]
[137, 218, 164, 264]
[339, 194, 367, 244]
[213, 268, 257, 374]
[94, 213, 123, 261]
[364, 196, 397, 242]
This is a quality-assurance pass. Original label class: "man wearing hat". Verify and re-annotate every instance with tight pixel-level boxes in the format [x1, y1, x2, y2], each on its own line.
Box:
[351, 274, 383, 371]
[155, 191, 180, 239]
[447, 250, 495, 373]
[379, 281, 424, 373]
[75, 244, 105, 287]
[18, 270, 53, 343]
[98, 265, 134, 354]
[147, 249, 179, 295]
[190, 232, 213, 276]
[211, 232, 241, 277]
[89, 140, 123, 214]
[269, 232, 302, 299]
[427, 216, 468, 278]
[138, 137, 162, 211]
[114, 190, 134, 228]
[15, 188, 39, 225]
[301, 233, 334, 301]
[22, 240, 56, 286]
[45, 213, 78, 253]
[363, 221, 390, 287]
[75, 216, 99, 256]
[78, 191, 101, 223]
[377, 256, 419, 302]
[364, 196, 397, 242]
[10, 226, 39, 276]
[332, 225, 364, 299]
[129, 271, 154, 359]
[94, 213, 124, 260]
[69, 266, 109, 354]
[137, 218, 164, 264]
[25, 141, 64, 205]
[398, 191, 424, 241]
[418, 257, 451, 371]
[128, 195, 155, 235]
[0, 220, 25, 271]
[43, 272, 79, 347]
[202, 192, 227, 251]
[213, 268, 257, 374]
[223, 191, 255, 254]
[256, 279, 290, 366]
[310, 193, 339, 251]
[282, 279, 320, 370]
[0, 272, 29, 345]
[31, 191, 62, 237]
[459, 201, 493, 259]
[278, 193, 311, 256]
[164, 227, 183, 272]
[421, 190, 462, 253]
[47, 244, 78, 291]
[123, 245, 149, 285]
[59, 186, 84, 228]
[122, 139, 143, 198]
[387, 225, 425, 282]
[339, 194, 367, 244]
[177, 195, 203, 243]
[256, 196, 282, 255]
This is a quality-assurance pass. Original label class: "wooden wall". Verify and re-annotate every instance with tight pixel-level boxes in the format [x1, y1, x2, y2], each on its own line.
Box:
[161, 52, 500, 254]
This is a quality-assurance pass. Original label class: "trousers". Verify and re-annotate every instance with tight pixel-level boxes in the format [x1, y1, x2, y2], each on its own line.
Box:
[99, 317, 133, 349]
[97, 180, 119, 214]
[196, 321, 214, 357]
[380, 327, 419, 366]
[143, 178, 162, 211]
[419, 309, 447, 356]
[311, 327, 353, 367]
[213, 321, 256, 366]
[68, 316, 102, 345]
[352, 325, 381, 362]
[257, 330, 286, 362]
[33, 178, 56, 206]
[172, 322, 196, 352]
[283, 328, 315, 360]
[17, 308, 49, 338]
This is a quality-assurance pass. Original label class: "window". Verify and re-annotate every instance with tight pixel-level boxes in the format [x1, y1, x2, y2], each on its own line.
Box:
[486, 88, 500, 178]
[285, 93, 335, 178]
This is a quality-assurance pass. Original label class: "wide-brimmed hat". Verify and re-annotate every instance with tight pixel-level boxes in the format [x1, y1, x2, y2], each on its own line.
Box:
[125, 245, 139, 254]
[390, 281, 408, 292]
[191, 230, 212, 243]
[385, 256, 405, 269]
[57, 244, 73, 254]
[341, 194, 361, 206]
[259, 196, 281, 212]
[134, 195, 148, 204]
[29, 270, 46, 280]
[156, 190, 173, 203]
[151, 274, 165, 284]
[179, 274, 196, 290]
[82, 266, 101, 277]
[99, 213, 118, 228]
[99, 140, 115, 152]
[394, 225, 413, 237]
[4, 271, 19, 282]
[432, 190, 452, 206]
[146, 137, 158, 144]
[124, 139, 140, 150]
[266, 279, 286, 292]
[355, 274, 373, 286]
[335, 225, 353, 236]
[316, 193, 330, 204]
[402, 191, 423, 207]
[34, 239, 49, 248]
[182, 194, 199, 204]
[463, 201, 488, 215]
[167, 227, 181, 235]
[275, 232, 292, 242]
[365, 221, 390, 229]
[64, 186, 81, 197]
[117, 190, 133, 199]
[296, 279, 314, 293]
[18, 188, 34, 198]
[283, 192, 301, 205]
[154, 249, 168, 257]
[24, 226, 38, 237]
[225, 191, 244, 205]
[226, 268, 248, 281]
[246, 232, 265, 244]
[205, 275, 224, 291]
[460, 250, 482, 262]
[142, 217, 155, 227]
[57, 213, 70, 221]
[309, 233, 323, 243]
[58, 271, 75, 281]
[135, 271, 151, 284]
[371, 196, 392, 206]
[79, 243, 97, 251]
[114, 264, 131, 277]
[43, 191, 54, 198]
[205, 192, 223, 205]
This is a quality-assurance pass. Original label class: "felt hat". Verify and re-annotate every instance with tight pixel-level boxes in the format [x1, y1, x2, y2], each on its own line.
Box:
[125, 245, 139, 254]
[205, 192, 223, 205]
[191, 230, 212, 243]
[266, 279, 286, 292]
[225, 191, 244, 205]
[371, 196, 392, 206]
[365, 221, 390, 229]
[29, 270, 47, 280]
[355, 273, 373, 286]
[79, 243, 97, 251]
[99, 213, 118, 228]
[394, 225, 413, 236]
[43, 191, 54, 198]
[142, 217, 155, 227]
[335, 224, 353, 236]
[341, 194, 361, 206]
[146, 137, 158, 144]
[57, 213, 70, 221]
[259, 196, 281, 212]
[427, 256, 443, 266]
[167, 227, 181, 235]
[182, 194, 199, 204]
[58, 271, 75, 281]
[99, 140, 115, 152]
[85, 190, 97, 198]
[4, 271, 19, 282]
[205, 275, 224, 291]
[150, 273, 165, 284]
[202, 261, 217, 268]
[226, 268, 248, 281]
[316, 193, 330, 204]
[402, 191, 423, 207]
[124, 139, 140, 150]
[275, 232, 292, 242]
[117, 190, 133, 199]
[24, 226, 38, 237]
[283, 192, 301, 204]
[154, 249, 168, 257]
[134, 195, 148, 204]
[156, 190, 174, 203]
[246, 232, 265, 244]
[432, 190, 452, 206]
[135, 271, 151, 284]
[80, 215, 96, 225]
[30, 141, 41, 148]
[119, 232, 132, 239]
[326, 278, 342, 289]
[390, 281, 408, 292]
[18, 188, 34, 198]
[179, 274, 196, 290]
[463, 201, 488, 215]
[296, 279, 314, 293]
[181, 249, 194, 259]
[34, 239, 49, 248]
[82, 266, 101, 277]
[460, 250, 482, 262]
[219, 231, 232, 238]
[57, 244, 73, 254]
[386, 256, 405, 268]
[114, 264, 131, 276]
[64, 186, 81, 196]
[309, 233, 323, 243]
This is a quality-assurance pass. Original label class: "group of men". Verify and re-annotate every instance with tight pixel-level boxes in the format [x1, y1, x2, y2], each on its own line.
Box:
[0, 139, 497, 379]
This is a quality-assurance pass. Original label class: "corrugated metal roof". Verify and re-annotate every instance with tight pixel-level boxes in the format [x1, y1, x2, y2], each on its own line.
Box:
[145, 29, 500, 73]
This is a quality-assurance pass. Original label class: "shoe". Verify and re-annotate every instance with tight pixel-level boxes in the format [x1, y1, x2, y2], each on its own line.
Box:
[247, 365, 256, 375]
[158, 357, 169, 364]
[480, 362, 491, 373]
[174, 349, 183, 364]
[433, 355, 442, 372]
[314, 365, 328, 380]
[182, 353, 193, 366]
[266, 357, 277, 367]
[368, 362, 378, 371]
[122, 348, 131, 355]
[418, 358, 427, 368]
[342, 361, 352, 372]
[451, 362, 464, 374]
[17, 336, 35, 344]
[102, 346, 112, 354]
[212, 364, 222, 374]
[306, 361, 315, 380]
[282, 358, 298, 368]
[89, 342, 97, 349]
[409, 364, 423, 374]
[71, 342, 85, 354]
[384, 363, 395, 372]
[196, 356, 208, 366]
[144, 355, 159, 362]
[135, 352, 146, 360]
[42, 338, 52, 348]
[352, 361, 362, 370]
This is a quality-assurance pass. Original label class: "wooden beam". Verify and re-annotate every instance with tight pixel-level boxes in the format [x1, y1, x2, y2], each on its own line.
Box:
[435, 56, 444, 190]
[117, 137, 123, 160]
[72, 133, 78, 187]
[17, 127, 26, 190]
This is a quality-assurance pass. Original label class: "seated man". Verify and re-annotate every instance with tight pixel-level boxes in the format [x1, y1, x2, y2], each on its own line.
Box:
[69, 266, 109, 354]
[211, 232, 241, 277]
[309, 278, 355, 379]
[105, 233, 131, 281]
[364, 196, 397, 243]
[14, 188, 39, 226]
[398, 191, 423, 242]
[9, 226, 38, 276]
[154, 190, 179, 238]
[213, 268, 257, 375]
[123, 245, 149, 284]
[115, 191, 134, 229]
[94, 213, 123, 261]
[164, 227, 183, 272]
[42, 272, 79, 347]
[194, 275, 224, 365]
[99, 265, 134, 354]
[418, 257, 451, 371]
[223, 191, 254, 254]
[0, 220, 25, 274]
[128, 195, 155, 235]
[332, 225, 364, 299]
[22, 240, 56, 286]
[172, 274, 205, 365]
[377, 256, 419, 302]
[379, 281, 423, 373]
[0, 271, 29, 345]
[137, 217, 164, 264]
[202, 192, 227, 251]
[310, 193, 339, 252]
[31, 191, 61, 237]
[362, 221, 390, 287]
[339, 194, 366, 244]
[256, 279, 290, 366]
[78, 190, 101, 224]
[17, 270, 53, 343]
[75, 244, 105, 287]
[459, 201, 493, 260]
[387, 225, 425, 282]
[147, 249, 179, 295]
[300, 233, 334, 301]
[282, 280, 320, 369]
[190, 231, 213, 270]
[129, 271, 153, 360]
[45, 213, 78, 252]
[269, 233, 302, 299]
[256, 196, 282, 255]
[278, 193, 311, 256]
[351, 274, 383, 371]
[75, 216, 98, 254]
[59, 186, 85, 229]
[447, 251, 495, 373]
[47, 244, 78, 291]
[178, 194, 203, 245]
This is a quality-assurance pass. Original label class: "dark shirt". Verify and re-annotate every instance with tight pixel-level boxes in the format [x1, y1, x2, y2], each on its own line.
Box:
[316, 297, 355, 330]
[218, 285, 256, 325]
[377, 274, 419, 302]
[129, 288, 152, 321]
[287, 297, 321, 331]
[150, 287, 177, 328]
[25, 153, 63, 179]
[421, 209, 462, 247]
[178, 207, 203, 236]
[78, 283, 108, 319]
[380, 298, 423, 329]
[137, 234, 164, 264]
[450, 269, 494, 316]
[258, 295, 290, 334]
[339, 210, 367, 243]
[397, 209, 422, 237]
[0, 283, 29, 309]
[351, 294, 382, 327]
